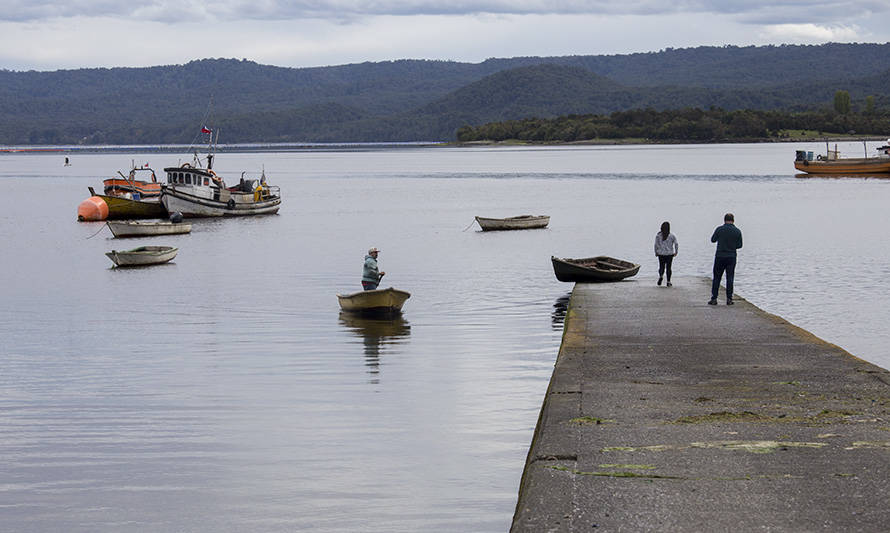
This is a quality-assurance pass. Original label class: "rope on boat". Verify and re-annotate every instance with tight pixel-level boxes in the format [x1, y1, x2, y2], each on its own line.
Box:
[461, 218, 477, 232]
[85, 222, 108, 240]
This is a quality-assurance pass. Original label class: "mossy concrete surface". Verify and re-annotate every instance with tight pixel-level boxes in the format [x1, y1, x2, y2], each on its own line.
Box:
[512, 277, 890, 532]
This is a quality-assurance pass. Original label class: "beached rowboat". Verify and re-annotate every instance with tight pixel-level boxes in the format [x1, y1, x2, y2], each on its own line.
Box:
[475, 215, 550, 231]
[337, 287, 411, 316]
[106, 220, 192, 238]
[105, 246, 178, 267]
[551, 255, 640, 282]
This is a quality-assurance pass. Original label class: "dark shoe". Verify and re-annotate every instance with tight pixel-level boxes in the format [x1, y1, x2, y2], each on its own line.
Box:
[708, 299, 717, 305]
[657, 277, 662, 286]
[667, 281, 672, 287]
[726, 299, 734, 305]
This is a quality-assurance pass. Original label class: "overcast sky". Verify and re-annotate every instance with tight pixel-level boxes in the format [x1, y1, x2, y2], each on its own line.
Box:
[1, 1, 888, 71]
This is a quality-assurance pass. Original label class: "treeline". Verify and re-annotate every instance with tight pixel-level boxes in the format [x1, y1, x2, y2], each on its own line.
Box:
[455, 108, 890, 143]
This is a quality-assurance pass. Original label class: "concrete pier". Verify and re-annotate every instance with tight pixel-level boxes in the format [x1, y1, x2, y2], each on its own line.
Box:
[513, 278, 890, 531]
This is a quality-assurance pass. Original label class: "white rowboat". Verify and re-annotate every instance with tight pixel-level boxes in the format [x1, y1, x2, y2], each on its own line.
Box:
[107, 220, 192, 238]
[106, 246, 178, 267]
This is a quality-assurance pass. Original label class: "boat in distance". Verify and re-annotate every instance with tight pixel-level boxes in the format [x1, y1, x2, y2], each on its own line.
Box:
[475, 215, 550, 231]
[551, 255, 640, 282]
[337, 287, 411, 316]
[794, 141, 890, 175]
[106, 220, 192, 238]
[105, 246, 178, 267]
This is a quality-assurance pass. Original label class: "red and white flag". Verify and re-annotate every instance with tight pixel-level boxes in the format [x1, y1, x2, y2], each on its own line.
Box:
[201, 126, 212, 134]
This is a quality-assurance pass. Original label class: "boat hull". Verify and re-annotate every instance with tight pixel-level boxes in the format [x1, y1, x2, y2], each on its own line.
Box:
[551, 255, 640, 282]
[794, 158, 890, 175]
[107, 220, 192, 238]
[161, 188, 281, 217]
[337, 288, 411, 316]
[103, 178, 162, 197]
[475, 215, 550, 231]
[105, 246, 178, 267]
[101, 194, 166, 220]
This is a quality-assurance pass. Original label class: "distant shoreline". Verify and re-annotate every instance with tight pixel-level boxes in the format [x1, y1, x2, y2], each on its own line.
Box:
[2, 136, 887, 154]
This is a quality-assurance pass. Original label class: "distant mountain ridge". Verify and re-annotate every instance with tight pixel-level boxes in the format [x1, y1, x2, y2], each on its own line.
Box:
[2, 42, 890, 144]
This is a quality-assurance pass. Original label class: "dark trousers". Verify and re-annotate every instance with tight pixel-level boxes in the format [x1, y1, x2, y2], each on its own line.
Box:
[657, 255, 673, 281]
[711, 255, 737, 300]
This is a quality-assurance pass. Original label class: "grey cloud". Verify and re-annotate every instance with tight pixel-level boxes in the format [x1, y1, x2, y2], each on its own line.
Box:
[1, 0, 887, 23]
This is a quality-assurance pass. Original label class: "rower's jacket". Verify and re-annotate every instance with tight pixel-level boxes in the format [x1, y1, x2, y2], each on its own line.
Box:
[362, 255, 380, 282]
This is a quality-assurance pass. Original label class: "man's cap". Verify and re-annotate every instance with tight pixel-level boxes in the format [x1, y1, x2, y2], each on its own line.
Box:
[368, 247, 379, 254]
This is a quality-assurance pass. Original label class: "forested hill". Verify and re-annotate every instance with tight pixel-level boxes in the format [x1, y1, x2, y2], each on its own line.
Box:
[2, 42, 890, 144]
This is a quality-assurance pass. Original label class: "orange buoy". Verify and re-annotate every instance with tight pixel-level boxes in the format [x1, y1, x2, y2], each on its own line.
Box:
[77, 196, 109, 221]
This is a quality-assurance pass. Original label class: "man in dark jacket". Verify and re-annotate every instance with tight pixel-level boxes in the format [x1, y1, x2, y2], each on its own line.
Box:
[709, 213, 743, 305]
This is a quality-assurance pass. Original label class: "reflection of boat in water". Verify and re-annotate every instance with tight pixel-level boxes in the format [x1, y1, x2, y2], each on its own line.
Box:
[552, 292, 572, 330]
[339, 313, 411, 381]
[794, 142, 890, 175]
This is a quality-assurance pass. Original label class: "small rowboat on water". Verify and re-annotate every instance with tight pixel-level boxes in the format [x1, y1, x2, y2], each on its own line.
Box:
[551, 255, 640, 282]
[106, 246, 178, 267]
[337, 287, 411, 317]
[107, 220, 192, 238]
[475, 215, 549, 231]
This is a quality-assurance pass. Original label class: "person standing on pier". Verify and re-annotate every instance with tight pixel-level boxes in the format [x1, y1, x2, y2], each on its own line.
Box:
[654, 221, 678, 287]
[709, 213, 743, 305]
[362, 247, 385, 291]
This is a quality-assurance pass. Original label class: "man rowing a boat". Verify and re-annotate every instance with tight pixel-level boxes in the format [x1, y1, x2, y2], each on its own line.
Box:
[362, 247, 385, 290]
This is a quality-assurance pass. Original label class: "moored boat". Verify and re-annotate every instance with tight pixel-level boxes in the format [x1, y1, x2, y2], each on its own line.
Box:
[337, 287, 411, 317]
[160, 132, 281, 217]
[551, 255, 640, 282]
[103, 164, 162, 198]
[794, 141, 890, 175]
[77, 187, 167, 221]
[475, 215, 550, 231]
[106, 220, 192, 238]
[105, 246, 178, 267]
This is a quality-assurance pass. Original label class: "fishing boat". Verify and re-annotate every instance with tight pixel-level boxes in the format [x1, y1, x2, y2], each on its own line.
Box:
[77, 186, 167, 221]
[551, 255, 640, 282]
[160, 131, 281, 217]
[105, 246, 178, 267]
[103, 164, 162, 198]
[337, 287, 411, 317]
[475, 215, 550, 231]
[106, 220, 192, 238]
[794, 141, 890, 175]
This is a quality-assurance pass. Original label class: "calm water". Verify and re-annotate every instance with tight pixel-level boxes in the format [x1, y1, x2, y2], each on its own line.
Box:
[1, 143, 888, 532]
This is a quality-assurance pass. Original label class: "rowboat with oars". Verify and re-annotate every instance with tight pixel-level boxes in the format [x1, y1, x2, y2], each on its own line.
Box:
[105, 246, 178, 267]
[475, 215, 550, 231]
[106, 220, 192, 238]
[337, 287, 411, 317]
[551, 255, 640, 282]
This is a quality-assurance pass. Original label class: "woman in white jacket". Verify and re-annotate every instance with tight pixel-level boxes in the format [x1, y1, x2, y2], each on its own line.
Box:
[654, 221, 678, 286]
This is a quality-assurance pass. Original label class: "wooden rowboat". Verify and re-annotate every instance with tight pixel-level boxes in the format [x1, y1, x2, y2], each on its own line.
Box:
[106, 246, 178, 267]
[551, 255, 640, 282]
[337, 287, 411, 316]
[475, 215, 549, 231]
[107, 220, 192, 238]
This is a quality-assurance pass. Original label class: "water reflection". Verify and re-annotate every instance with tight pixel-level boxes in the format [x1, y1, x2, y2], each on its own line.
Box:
[551, 292, 572, 330]
[339, 312, 411, 381]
